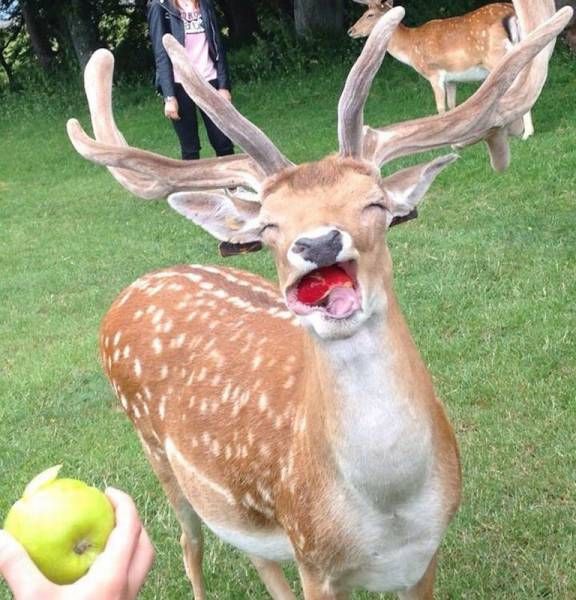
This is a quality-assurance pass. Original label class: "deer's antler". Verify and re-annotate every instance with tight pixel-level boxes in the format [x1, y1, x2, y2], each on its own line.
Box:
[162, 35, 293, 177]
[66, 49, 278, 199]
[338, 6, 405, 158]
[362, 1, 573, 170]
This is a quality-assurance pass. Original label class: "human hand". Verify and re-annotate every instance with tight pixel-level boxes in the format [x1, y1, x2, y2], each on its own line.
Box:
[0, 487, 154, 600]
[164, 97, 180, 120]
[217, 88, 232, 102]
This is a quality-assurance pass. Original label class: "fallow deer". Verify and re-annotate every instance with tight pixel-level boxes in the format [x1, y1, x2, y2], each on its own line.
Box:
[348, 1, 537, 139]
[66, 1, 571, 597]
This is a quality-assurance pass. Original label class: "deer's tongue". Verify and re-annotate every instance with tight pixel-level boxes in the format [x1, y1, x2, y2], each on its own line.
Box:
[325, 286, 361, 318]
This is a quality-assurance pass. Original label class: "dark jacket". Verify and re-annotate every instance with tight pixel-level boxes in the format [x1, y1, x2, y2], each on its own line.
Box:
[147, 0, 231, 99]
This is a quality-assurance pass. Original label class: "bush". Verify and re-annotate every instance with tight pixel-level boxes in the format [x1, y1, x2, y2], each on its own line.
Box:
[228, 10, 361, 83]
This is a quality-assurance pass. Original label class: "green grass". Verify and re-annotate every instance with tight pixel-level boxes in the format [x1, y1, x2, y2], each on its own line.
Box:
[1, 47, 575, 599]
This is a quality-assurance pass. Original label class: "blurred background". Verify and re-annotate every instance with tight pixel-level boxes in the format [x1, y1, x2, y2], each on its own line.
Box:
[0, 0, 574, 95]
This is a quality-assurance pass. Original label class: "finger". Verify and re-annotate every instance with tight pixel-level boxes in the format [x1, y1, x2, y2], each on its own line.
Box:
[90, 487, 143, 575]
[127, 527, 155, 598]
[0, 530, 54, 596]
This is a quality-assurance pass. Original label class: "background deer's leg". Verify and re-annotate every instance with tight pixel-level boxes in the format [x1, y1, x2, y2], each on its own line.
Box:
[522, 110, 535, 139]
[428, 75, 447, 113]
[248, 554, 296, 599]
[397, 553, 437, 600]
[446, 82, 457, 110]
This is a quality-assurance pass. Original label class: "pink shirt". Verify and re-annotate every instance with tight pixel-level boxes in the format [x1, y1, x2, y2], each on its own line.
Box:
[173, 8, 217, 84]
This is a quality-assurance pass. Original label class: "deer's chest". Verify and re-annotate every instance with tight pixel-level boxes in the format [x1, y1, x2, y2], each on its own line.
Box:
[335, 472, 445, 592]
[312, 339, 446, 589]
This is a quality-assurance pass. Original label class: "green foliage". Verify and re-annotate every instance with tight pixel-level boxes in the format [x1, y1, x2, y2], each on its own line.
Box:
[229, 14, 361, 81]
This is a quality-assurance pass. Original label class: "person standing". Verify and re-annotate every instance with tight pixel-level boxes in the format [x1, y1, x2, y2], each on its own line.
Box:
[147, 0, 235, 160]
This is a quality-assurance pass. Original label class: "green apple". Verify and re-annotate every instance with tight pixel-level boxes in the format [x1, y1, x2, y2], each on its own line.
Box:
[3, 465, 115, 584]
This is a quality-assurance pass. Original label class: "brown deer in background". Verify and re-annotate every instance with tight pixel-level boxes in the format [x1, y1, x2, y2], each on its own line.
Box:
[348, 1, 538, 139]
[67, 1, 571, 597]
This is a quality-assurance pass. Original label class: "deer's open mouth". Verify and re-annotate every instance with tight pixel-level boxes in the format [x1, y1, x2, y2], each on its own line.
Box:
[285, 261, 361, 320]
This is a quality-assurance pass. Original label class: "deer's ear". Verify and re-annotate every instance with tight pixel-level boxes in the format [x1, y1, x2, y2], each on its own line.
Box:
[168, 191, 263, 247]
[381, 154, 458, 224]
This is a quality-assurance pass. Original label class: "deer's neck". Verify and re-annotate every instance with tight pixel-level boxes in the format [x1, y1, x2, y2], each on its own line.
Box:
[388, 23, 417, 68]
[303, 287, 436, 504]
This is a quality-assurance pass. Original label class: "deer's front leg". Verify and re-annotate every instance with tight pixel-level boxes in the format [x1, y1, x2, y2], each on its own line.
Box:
[249, 554, 296, 600]
[446, 82, 457, 110]
[397, 553, 437, 600]
[428, 75, 447, 113]
[298, 565, 349, 600]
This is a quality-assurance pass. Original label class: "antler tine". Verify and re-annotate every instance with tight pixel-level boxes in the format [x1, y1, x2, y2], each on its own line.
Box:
[80, 48, 163, 196]
[67, 49, 266, 200]
[497, 0, 565, 117]
[363, 3, 573, 170]
[163, 34, 293, 177]
[67, 119, 263, 196]
[338, 6, 405, 158]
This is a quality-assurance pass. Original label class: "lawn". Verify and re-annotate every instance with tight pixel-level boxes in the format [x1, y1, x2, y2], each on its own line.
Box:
[0, 44, 574, 599]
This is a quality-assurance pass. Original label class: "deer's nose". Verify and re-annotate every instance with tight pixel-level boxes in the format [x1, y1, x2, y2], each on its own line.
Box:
[292, 229, 343, 267]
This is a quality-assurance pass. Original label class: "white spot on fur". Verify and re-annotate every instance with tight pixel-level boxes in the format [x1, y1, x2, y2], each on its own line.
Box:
[172, 333, 186, 348]
[159, 395, 167, 419]
[152, 338, 163, 355]
[152, 308, 165, 325]
[258, 393, 268, 412]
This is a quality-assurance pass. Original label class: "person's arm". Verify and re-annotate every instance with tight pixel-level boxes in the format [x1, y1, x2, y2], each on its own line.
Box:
[148, 0, 178, 116]
[0, 488, 154, 600]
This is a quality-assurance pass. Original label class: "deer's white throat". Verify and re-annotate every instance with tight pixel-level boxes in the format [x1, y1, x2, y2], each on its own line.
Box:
[317, 315, 434, 502]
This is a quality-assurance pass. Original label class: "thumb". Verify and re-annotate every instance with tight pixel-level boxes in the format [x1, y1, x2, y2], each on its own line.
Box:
[0, 531, 52, 595]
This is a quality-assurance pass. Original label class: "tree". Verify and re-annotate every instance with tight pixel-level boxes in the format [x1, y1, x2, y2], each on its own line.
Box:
[215, 0, 259, 45]
[57, 0, 100, 70]
[0, 15, 22, 87]
[294, 0, 344, 36]
[20, 0, 54, 71]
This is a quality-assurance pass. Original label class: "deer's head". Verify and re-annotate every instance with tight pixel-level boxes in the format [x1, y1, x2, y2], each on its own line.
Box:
[67, 2, 572, 340]
[168, 152, 456, 339]
[349, 0, 393, 39]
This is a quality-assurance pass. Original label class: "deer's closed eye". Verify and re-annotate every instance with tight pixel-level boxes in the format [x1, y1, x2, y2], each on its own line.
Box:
[363, 202, 387, 212]
[259, 223, 279, 235]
